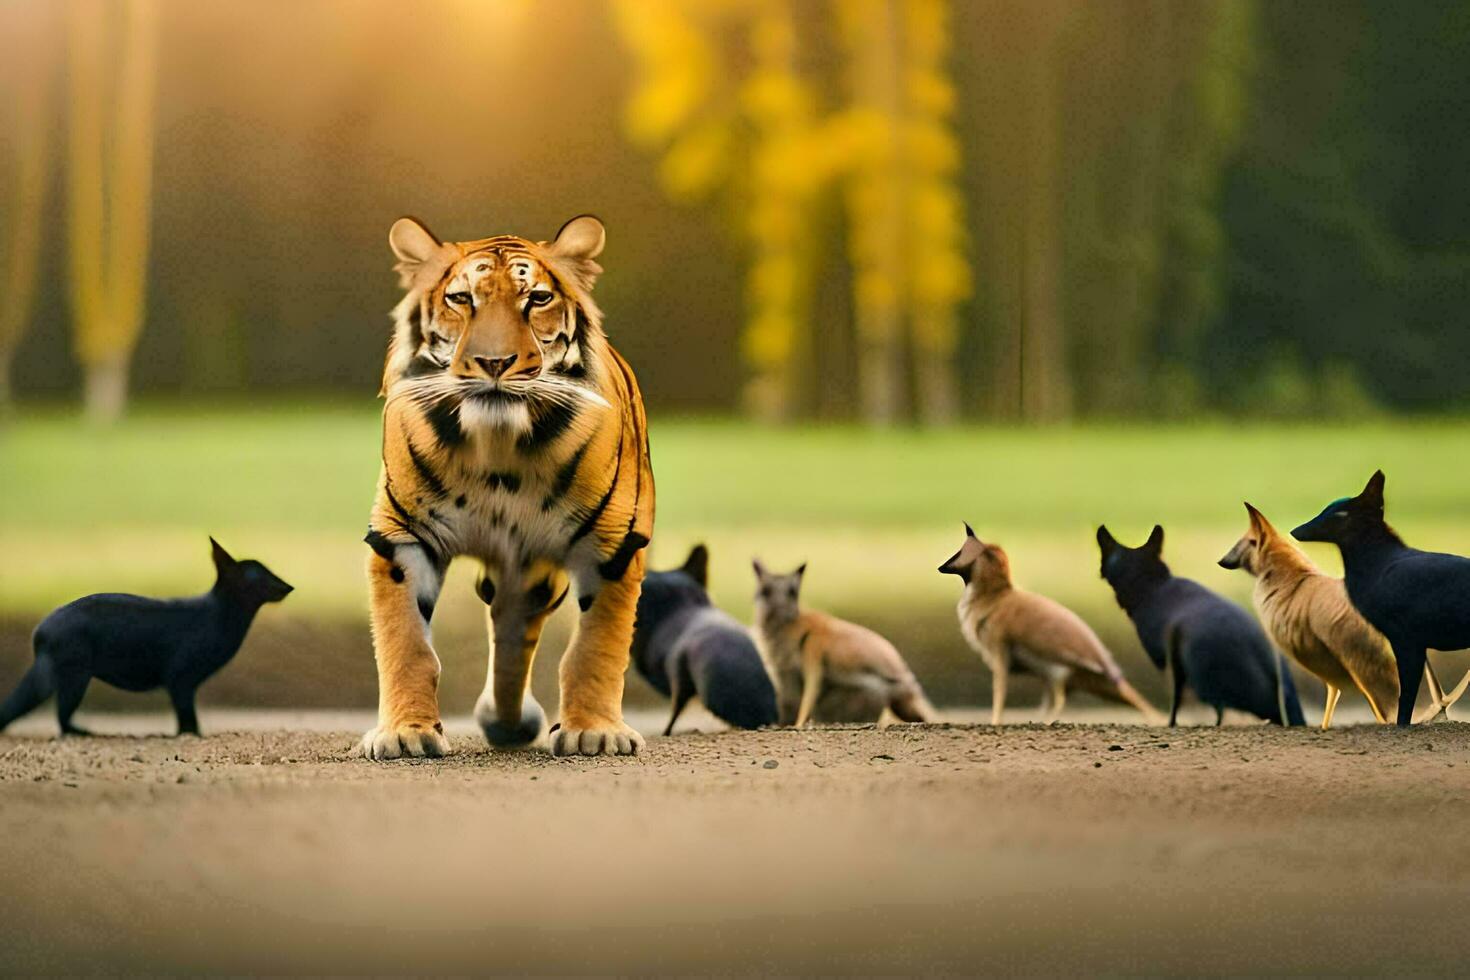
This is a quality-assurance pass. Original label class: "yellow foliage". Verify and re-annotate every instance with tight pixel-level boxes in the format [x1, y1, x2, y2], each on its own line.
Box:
[741, 309, 797, 368]
[615, 0, 719, 146]
[614, 0, 973, 422]
[66, 0, 159, 370]
[660, 120, 733, 200]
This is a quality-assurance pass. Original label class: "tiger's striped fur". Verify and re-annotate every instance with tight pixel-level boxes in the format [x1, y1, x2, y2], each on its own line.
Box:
[360, 214, 654, 760]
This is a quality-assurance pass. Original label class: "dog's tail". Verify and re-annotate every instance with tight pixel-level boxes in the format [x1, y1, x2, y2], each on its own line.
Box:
[0, 655, 56, 732]
[890, 683, 938, 724]
[1114, 678, 1166, 726]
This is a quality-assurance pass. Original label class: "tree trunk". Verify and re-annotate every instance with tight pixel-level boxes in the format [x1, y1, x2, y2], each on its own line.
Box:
[65, 0, 158, 425]
[842, 0, 906, 427]
[84, 354, 130, 426]
[913, 306, 959, 425]
[0, 2, 55, 416]
[904, 0, 964, 427]
[0, 348, 14, 420]
[1018, 4, 1072, 422]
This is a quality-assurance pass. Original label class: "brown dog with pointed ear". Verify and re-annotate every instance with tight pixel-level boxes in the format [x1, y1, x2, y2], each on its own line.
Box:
[1219, 503, 1466, 728]
[751, 560, 935, 727]
[940, 524, 1161, 725]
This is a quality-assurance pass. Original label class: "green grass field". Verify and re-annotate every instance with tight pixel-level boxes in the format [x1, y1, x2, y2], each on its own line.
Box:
[2, 404, 1468, 711]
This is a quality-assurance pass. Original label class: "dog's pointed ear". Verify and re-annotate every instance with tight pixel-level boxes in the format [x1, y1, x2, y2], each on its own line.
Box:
[1361, 470, 1386, 508]
[1248, 503, 1279, 538]
[795, 562, 807, 580]
[389, 216, 446, 288]
[751, 558, 767, 581]
[1096, 525, 1117, 556]
[682, 544, 709, 588]
[209, 536, 237, 571]
[1145, 524, 1165, 556]
[964, 522, 977, 539]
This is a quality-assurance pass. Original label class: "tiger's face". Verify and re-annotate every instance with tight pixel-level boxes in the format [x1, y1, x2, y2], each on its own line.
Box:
[423, 247, 574, 383]
[384, 215, 606, 401]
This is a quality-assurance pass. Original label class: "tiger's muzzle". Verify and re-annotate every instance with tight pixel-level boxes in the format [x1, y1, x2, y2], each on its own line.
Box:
[450, 304, 543, 384]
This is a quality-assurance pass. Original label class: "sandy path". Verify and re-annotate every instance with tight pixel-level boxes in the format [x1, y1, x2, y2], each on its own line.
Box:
[2, 719, 1468, 975]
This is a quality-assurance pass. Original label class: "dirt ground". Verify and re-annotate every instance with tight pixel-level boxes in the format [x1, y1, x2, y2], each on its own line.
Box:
[2, 712, 1469, 976]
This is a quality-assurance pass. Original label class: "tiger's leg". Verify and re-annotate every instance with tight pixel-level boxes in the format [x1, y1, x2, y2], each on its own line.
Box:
[550, 550, 647, 757]
[360, 538, 449, 760]
[474, 562, 566, 750]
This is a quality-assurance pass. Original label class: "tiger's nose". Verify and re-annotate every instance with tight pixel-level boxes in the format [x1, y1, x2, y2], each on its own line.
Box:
[474, 354, 518, 380]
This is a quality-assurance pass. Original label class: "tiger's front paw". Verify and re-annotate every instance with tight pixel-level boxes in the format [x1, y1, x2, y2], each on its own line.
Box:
[360, 719, 450, 761]
[548, 719, 644, 757]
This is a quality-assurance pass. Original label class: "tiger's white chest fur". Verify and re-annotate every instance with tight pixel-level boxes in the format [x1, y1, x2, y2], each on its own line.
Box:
[424, 405, 608, 581]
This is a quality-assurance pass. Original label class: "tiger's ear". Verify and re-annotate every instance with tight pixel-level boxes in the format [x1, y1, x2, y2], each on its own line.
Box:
[550, 215, 605, 259]
[545, 215, 605, 291]
[389, 217, 445, 288]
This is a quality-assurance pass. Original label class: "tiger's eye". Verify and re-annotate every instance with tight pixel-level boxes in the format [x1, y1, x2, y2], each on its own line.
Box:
[445, 291, 472, 306]
[528, 290, 554, 307]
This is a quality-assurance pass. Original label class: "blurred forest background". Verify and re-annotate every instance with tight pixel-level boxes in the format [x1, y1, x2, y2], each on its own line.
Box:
[2, 0, 1468, 424]
[2, 0, 1469, 722]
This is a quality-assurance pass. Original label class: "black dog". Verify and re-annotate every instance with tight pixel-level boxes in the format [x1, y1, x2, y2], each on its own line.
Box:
[1098, 524, 1304, 726]
[1293, 470, 1470, 726]
[632, 544, 777, 735]
[0, 538, 292, 736]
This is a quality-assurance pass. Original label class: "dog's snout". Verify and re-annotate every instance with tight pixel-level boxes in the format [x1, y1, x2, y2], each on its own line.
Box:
[475, 354, 518, 380]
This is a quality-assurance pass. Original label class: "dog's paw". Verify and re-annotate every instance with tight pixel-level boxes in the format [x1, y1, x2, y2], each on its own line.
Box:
[474, 693, 547, 749]
[359, 720, 450, 761]
[548, 720, 644, 758]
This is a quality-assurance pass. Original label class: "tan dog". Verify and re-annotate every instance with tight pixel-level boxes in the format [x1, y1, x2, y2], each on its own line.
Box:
[940, 525, 1161, 725]
[752, 560, 935, 727]
[1218, 503, 1467, 728]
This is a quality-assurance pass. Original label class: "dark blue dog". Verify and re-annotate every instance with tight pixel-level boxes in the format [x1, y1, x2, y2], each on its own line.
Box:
[632, 544, 777, 735]
[1294, 470, 1470, 726]
[1098, 524, 1304, 726]
[0, 538, 292, 736]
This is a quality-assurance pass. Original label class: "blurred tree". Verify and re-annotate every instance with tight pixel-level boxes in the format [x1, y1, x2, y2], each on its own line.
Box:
[1014, 0, 1071, 422]
[617, 0, 971, 425]
[1149, 0, 1254, 414]
[834, 0, 970, 426]
[617, 0, 841, 421]
[740, 0, 827, 421]
[901, 0, 970, 425]
[1212, 0, 1470, 415]
[1059, 0, 1251, 419]
[835, 0, 907, 425]
[64, 0, 159, 424]
[0, 3, 56, 417]
[0, 0, 1462, 419]
[952, 0, 1076, 422]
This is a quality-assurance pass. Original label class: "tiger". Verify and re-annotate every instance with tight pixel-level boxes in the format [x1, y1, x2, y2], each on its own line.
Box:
[359, 214, 654, 760]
